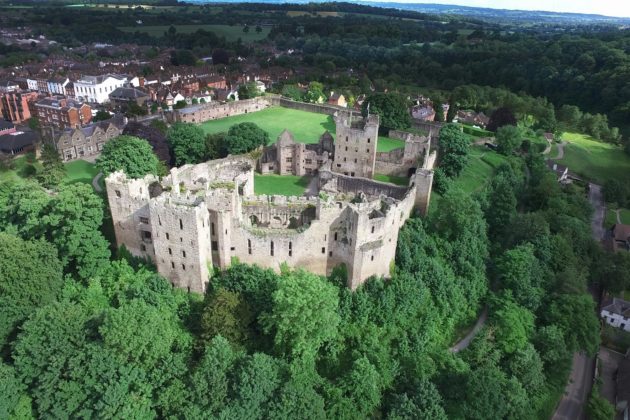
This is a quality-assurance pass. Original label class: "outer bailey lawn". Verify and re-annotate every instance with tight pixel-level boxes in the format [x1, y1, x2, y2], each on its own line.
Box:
[198, 107, 405, 153]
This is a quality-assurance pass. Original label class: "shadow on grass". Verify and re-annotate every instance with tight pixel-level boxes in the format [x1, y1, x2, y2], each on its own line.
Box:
[321, 116, 336, 133]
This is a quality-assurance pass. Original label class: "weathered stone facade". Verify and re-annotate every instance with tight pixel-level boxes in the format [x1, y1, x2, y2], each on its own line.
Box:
[332, 112, 379, 178]
[53, 115, 127, 161]
[258, 130, 334, 176]
[106, 153, 433, 292]
[171, 97, 270, 123]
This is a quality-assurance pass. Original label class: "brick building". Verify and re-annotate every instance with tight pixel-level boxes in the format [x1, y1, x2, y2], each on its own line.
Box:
[34, 96, 92, 129]
[0, 90, 38, 124]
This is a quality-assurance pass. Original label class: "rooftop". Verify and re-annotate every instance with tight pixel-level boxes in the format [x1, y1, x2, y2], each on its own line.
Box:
[602, 297, 630, 318]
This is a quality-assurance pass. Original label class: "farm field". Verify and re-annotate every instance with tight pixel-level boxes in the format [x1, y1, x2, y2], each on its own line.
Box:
[558, 132, 630, 184]
[254, 174, 310, 196]
[199, 107, 404, 152]
[118, 24, 269, 42]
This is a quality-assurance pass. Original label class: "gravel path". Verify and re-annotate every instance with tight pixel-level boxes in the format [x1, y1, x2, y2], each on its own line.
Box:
[450, 307, 488, 353]
[92, 172, 104, 193]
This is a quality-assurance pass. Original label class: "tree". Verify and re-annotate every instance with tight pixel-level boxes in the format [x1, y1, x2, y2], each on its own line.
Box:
[262, 270, 340, 362]
[489, 293, 535, 354]
[224, 122, 269, 155]
[96, 135, 159, 179]
[362, 92, 411, 131]
[124, 121, 172, 166]
[304, 82, 326, 104]
[587, 389, 615, 420]
[205, 132, 227, 160]
[238, 82, 258, 100]
[386, 379, 447, 420]
[93, 110, 111, 122]
[37, 143, 66, 188]
[27, 117, 40, 131]
[170, 49, 197, 66]
[281, 84, 303, 101]
[0, 363, 32, 419]
[495, 125, 523, 155]
[199, 288, 253, 348]
[487, 107, 517, 132]
[167, 123, 208, 166]
[438, 124, 469, 178]
[0, 233, 64, 347]
[495, 244, 544, 311]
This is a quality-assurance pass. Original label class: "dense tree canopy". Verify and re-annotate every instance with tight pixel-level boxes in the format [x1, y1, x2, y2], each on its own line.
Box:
[224, 122, 270, 155]
[96, 135, 160, 179]
[362, 92, 411, 131]
[438, 124, 469, 178]
[167, 123, 208, 166]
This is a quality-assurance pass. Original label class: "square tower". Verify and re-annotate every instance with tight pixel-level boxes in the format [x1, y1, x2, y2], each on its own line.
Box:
[332, 111, 379, 178]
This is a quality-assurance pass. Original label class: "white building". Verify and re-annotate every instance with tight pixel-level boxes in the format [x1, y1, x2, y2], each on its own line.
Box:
[601, 298, 630, 332]
[47, 77, 70, 96]
[74, 74, 128, 104]
[26, 78, 38, 91]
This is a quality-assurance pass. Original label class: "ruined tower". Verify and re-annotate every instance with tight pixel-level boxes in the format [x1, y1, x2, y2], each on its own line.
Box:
[332, 111, 379, 178]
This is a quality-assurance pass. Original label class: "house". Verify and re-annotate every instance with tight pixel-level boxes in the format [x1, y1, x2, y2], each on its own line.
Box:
[454, 110, 490, 128]
[0, 129, 39, 155]
[601, 297, 630, 332]
[255, 80, 266, 94]
[54, 115, 126, 161]
[0, 120, 16, 136]
[607, 224, 630, 252]
[328, 92, 347, 107]
[46, 77, 70, 96]
[0, 90, 38, 124]
[26, 78, 39, 91]
[74, 74, 128, 104]
[411, 105, 436, 122]
[34, 96, 92, 130]
[109, 86, 150, 107]
[214, 88, 238, 102]
[546, 161, 569, 183]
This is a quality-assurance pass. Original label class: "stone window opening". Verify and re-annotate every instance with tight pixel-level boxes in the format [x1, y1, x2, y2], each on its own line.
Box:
[368, 138, 371, 143]
[140, 244, 146, 251]
[140, 217, 149, 224]
[115, 190, 121, 198]
[346, 136, 348, 142]
[182, 250, 186, 258]
[329, 251, 332, 257]
[171, 261, 175, 269]
[211, 222, 215, 236]
[354, 158, 357, 163]
[334, 232, 338, 241]
[179, 219, 183, 230]
[248, 239, 252, 255]
[271, 241, 274, 256]
[182, 264, 186, 271]
[166, 232, 170, 240]
[371, 255, 374, 261]
[211, 241, 218, 251]
[371, 226, 375, 233]
[367, 149, 370, 153]
[168, 248, 172, 255]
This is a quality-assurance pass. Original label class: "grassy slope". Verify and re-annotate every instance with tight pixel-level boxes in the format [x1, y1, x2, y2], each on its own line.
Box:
[254, 174, 310, 196]
[118, 24, 269, 42]
[63, 160, 100, 186]
[558, 132, 630, 184]
[199, 107, 404, 152]
[452, 146, 510, 194]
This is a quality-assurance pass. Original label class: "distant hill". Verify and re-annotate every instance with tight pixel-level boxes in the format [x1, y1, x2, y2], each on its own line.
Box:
[183, 0, 630, 24]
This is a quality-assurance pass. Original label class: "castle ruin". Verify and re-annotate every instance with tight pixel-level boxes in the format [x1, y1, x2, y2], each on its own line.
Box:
[106, 110, 435, 292]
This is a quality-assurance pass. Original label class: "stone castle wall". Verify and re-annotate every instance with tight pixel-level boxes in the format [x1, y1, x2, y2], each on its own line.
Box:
[171, 97, 270, 124]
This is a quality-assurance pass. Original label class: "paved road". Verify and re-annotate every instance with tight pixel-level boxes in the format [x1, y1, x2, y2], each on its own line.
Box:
[598, 347, 624, 405]
[552, 181, 605, 420]
[450, 307, 488, 353]
[553, 353, 595, 420]
[554, 141, 567, 160]
[589, 183, 605, 241]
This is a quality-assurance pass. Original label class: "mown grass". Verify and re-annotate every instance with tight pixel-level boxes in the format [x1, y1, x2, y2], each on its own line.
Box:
[558, 132, 630, 184]
[118, 24, 269, 42]
[199, 107, 404, 152]
[63, 160, 100, 186]
[254, 174, 310, 196]
[373, 173, 409, 186]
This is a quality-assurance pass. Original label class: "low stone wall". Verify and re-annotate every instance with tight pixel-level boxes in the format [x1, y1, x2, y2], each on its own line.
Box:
[268, 95, 346, 116]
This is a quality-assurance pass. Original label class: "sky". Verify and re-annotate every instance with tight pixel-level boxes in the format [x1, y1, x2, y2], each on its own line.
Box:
[362, 0, 630, 18]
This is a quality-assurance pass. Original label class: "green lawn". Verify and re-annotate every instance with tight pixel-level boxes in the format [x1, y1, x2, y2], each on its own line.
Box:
[254, 174, 310, 196]
[199, 107, 404, 152]
[63, 160, 100, 187]
[0, 155, 42, 183]
[558, 132, 630, 184]
[374, 173, 409, 186]
[604, 207, 630, 229]
[452, 147, 510, 194]
[118, 24, 269, 42]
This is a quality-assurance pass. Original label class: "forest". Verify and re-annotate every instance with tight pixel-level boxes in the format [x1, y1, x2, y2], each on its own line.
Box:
[0, 124, 607, 418]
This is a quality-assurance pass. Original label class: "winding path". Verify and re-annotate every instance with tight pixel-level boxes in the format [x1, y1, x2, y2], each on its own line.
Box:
[450, 307, 488, 353]
[92, 172, 103, 193]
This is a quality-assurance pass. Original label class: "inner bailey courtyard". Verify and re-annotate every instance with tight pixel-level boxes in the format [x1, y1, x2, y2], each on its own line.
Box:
[107, 106, 435, 292]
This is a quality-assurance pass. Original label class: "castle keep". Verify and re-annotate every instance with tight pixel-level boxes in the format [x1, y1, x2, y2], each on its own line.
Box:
[106, 111, 434, 292]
